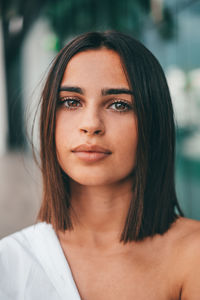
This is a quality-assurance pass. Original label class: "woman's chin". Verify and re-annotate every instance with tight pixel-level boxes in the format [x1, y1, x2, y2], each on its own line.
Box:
[68, 175, 116, 187]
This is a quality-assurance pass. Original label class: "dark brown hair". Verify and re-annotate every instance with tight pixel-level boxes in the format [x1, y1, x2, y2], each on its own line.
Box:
[37, 31, 183, 242]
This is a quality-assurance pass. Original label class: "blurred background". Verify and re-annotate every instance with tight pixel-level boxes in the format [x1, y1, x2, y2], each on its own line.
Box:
[0, 0, 200, 238]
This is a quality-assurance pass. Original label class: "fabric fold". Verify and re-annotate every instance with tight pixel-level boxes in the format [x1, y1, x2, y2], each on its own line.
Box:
[0, 222, 82, 300]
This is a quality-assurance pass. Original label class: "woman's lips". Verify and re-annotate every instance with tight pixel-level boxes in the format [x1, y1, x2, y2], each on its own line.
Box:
[71, 144, 112, 162]
[72, 151, 111, 162]
[72, 144, 111, 153]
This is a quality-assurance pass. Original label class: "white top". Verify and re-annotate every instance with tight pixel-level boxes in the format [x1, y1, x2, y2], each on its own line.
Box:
[0, 222, 82, 300]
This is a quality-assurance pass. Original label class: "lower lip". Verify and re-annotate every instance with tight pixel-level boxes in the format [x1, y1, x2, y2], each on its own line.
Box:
[72, 151, 111, 162]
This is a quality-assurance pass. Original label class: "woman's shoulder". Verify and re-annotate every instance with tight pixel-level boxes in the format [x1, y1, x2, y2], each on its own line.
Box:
[169, 217, 200, 255]
[170, 217, 200, 299]
[0, 222, 64, 299]
[173, 217, 200, 243]
[0, 223, 44, 265]
[0, 222, 49, 251]
[0, 221, 56, 273]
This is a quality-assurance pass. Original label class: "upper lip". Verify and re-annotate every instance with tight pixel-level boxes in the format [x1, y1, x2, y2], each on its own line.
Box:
[72, 144, 112, 154]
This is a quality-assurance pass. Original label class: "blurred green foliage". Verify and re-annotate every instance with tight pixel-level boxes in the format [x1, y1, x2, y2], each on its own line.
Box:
[43, 0, 174, 48]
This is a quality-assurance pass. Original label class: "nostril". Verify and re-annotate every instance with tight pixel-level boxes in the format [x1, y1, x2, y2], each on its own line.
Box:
[81, 129, 88, 133]
[80, 128, 102, 135]
[94, 130, 101, 134]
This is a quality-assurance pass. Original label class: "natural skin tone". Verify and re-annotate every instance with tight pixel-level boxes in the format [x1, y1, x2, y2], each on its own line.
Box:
[55, 48, 200, 300]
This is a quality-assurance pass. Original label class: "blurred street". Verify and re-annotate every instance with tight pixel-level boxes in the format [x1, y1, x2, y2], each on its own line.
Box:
[0, 152, 41, 238]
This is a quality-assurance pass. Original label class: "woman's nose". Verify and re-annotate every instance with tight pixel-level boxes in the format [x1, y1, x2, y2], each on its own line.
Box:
[78, 108, 105, 136]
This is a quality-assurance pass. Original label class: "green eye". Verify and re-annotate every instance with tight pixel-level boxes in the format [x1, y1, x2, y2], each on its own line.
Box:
[109, 101, 132, 112]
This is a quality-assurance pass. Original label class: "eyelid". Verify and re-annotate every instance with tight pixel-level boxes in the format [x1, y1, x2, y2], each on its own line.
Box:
[108, 98, 133, 105]
[58, 96, 134, 111]
[59, 95, 132, 103]
[107, 98, 134, 109]
[59, 95, 81, 102]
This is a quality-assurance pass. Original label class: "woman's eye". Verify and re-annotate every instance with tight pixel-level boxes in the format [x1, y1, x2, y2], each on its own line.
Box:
[109, 101, 132, 112]
[58, 98, 132, 113]
[60, 98, 81, 109]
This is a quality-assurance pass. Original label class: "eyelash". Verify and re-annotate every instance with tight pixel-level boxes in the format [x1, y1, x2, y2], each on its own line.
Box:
[58, 97, 133, 113]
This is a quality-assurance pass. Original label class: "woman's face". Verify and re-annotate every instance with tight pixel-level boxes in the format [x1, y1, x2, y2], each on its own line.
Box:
[55, 48, 138, 186]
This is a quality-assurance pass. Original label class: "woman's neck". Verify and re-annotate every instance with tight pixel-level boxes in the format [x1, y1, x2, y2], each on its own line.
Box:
[61, 178, 134, 250]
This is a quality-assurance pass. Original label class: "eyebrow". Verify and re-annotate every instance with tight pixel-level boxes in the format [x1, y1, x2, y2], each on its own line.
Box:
[59, 86, 133, 96]
[59, 86, 83, 94]
[102, 88, 133, 96]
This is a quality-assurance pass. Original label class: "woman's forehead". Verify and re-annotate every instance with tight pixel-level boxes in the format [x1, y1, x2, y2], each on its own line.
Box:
[60, 48, 130, 90]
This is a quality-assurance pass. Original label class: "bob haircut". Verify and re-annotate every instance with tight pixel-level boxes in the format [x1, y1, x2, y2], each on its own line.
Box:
[37, 31, 183, 243]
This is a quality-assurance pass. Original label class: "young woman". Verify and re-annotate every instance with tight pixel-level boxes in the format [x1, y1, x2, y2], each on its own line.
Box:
[0, 31, 200, 300]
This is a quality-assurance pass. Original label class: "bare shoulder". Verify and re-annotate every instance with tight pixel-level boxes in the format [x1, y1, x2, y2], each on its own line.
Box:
[171, 217, 200, 260]
[174, 217, 200, 246]
[171, 217, 200, 299]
